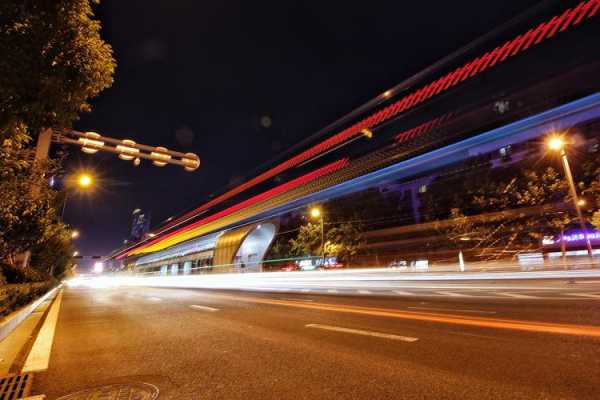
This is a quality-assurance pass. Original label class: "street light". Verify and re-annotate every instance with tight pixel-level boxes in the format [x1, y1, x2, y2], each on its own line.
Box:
[546, 134, 594, 257]
[77, 173, 93, 189]
[310, 206, 325, 267]
[93, 261, 104, 274]
[547, 136, 564, 151]
[71, 230, 80, 239]
[61, 172, 95, 218]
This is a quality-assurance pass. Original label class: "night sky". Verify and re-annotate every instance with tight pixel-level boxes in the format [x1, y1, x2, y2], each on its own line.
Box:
[66, 0, 541, 264]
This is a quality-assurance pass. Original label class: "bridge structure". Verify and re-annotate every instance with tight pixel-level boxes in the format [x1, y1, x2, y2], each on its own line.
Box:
[109, 0, 600, 275]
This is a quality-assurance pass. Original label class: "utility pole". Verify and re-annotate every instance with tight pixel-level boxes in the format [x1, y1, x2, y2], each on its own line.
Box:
[547, 136, 594, 258]
[559, 148, 594, 258]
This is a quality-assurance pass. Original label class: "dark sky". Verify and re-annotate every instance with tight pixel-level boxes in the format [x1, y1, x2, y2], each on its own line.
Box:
[66, 0, 541, 262]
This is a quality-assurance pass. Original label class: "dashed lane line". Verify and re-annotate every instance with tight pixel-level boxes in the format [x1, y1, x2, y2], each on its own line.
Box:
[281, 298, 314, 302]
[207, 294, 600, 337]
[498, 292, 539, 299]
[189, 305, 219, 312]
[392, 290, 415, 296]
[565, 293, 600, 299]
[434, 291, 473, 297]
[306, 324, 418, 342]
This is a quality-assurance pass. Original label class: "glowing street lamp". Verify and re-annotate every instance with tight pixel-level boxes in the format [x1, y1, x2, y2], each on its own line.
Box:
[546, 133, 593, 257]
[77, 173, 93, 189]
[116, 139, 139, 160]
[547, 136, 564, 152]
[310, 207, 321, 219]
[310, 206, 325, 266]
[62, 172, 95, 218]
[151, 146, 171, 167]
[93, 261, 104, 274]
[78, 131, 104, 154]
[71, 230, 80, 239]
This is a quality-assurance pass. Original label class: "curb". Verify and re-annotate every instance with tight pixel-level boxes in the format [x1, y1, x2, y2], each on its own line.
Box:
[0, 285, 60, 343]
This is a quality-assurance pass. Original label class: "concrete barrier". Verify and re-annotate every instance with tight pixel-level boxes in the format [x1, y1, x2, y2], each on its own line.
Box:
[0, 285, 59, 342]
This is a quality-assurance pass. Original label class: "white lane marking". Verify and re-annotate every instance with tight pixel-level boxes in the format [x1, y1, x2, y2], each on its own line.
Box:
[23, 291, 64, 372]
[392, 290, 415, 296]
[189, 305, 219, 312]
[358, 290, 371, 294]
[565, 293, 600, 299]
[435, 291, 472, 297]
[498, 292, 538, 299]
[301, 288, 311, 293]
[281, 298, 314, 302]
[146, 296, 162, 302]
[407, 306, 497, 315]
[306, 324, 418, 342]
[327, 289, 338, 294]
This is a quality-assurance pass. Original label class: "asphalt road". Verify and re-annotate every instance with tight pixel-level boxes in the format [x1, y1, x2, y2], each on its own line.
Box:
[34, 281, 600, 399]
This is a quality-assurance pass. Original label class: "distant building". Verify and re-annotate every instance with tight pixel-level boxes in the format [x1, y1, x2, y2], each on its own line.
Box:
[130, 208, 151, 242]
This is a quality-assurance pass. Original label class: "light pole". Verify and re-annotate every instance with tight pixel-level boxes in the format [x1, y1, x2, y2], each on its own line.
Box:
[310, 206, 325, 267]
[547, 136, 594, 258]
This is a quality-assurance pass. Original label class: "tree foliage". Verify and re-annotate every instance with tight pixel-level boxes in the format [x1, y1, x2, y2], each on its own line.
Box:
[0, 136, 72, 279]
[421, 152, 600, 253]
[289, 222, 322, 257]
[0, 0, 115, 140]
[30, 222, 74, 278]
[325, 221, 364, 264]
[288, 218, 364, 265]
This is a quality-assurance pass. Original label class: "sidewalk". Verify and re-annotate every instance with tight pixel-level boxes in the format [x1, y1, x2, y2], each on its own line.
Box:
[0, 286, 63, 399]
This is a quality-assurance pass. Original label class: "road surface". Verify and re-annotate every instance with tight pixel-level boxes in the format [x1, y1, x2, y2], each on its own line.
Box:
[34, 279, 600, 399]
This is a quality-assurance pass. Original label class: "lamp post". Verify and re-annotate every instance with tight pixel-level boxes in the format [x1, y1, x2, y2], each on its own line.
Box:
[547, 136, 594, 258]
[310, 206, 325, 267]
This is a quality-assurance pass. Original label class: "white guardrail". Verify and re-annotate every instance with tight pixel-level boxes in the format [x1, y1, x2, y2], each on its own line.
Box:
[0, 285, 61, 342]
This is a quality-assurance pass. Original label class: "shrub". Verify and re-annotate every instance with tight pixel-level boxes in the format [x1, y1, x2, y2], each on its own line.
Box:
[0, 281, 54, 317]
[0, 261, 48, 284]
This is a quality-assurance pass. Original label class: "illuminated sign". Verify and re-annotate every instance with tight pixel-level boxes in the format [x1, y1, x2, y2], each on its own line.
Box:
[543, 231, 600, 246]
[562, 232, 600, 242]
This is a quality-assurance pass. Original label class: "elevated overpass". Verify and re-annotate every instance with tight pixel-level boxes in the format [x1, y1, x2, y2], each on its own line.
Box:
[109, 0, 600, 274]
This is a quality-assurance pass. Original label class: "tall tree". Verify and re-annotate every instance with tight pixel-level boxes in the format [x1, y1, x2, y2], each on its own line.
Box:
[0, 137, 62, 265]
[325, 221, 364, 265]
[0, 0, 115, 140]
[420, 159, 596, 253]
[289, 222, 322, 258]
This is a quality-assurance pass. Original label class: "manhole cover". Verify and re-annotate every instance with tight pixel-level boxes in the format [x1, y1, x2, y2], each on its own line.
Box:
[56, 382, 159, 400]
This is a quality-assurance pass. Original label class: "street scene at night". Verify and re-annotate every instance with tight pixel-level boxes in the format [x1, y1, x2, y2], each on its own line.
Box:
[1, 1, 600, 399]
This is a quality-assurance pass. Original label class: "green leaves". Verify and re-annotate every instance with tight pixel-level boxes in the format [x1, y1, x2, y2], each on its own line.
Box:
[289, 222, 322, 257]
[421, 154, 599, 253]
[0, 136, 71, 278]
[0, 0, 115, 139]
